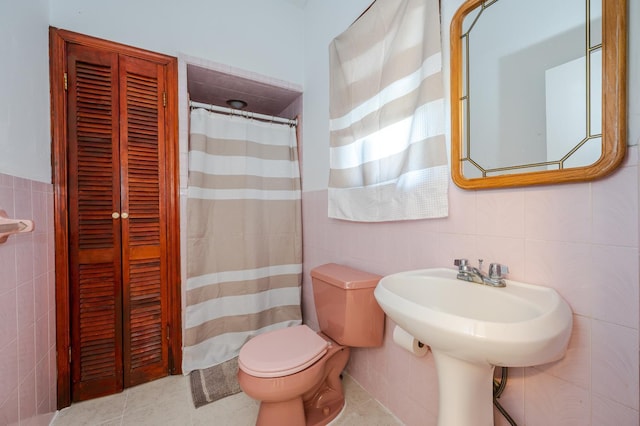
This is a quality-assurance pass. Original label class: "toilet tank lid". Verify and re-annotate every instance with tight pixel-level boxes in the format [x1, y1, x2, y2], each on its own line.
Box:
[310, 263, 382, 289]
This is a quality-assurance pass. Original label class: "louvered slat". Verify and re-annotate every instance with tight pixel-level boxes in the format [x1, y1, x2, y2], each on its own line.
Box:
[126, 71, 161, 246]
[67, 45, 123, 401]
[74, 60, 117, 250]
[120, 56, 168, 387]
[129, 259, 163, 370]
[78, 265, 116, 381]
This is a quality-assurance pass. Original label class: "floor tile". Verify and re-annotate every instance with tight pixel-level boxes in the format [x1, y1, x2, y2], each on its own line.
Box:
[51, 373, 402, 425]
[53, 392, 127, 426]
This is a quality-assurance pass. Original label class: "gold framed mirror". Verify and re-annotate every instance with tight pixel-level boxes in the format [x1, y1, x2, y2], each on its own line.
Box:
[450, 0, 627, 189]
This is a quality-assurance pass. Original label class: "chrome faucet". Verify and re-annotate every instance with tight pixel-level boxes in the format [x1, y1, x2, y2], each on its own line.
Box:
[453, 258, 508, 287]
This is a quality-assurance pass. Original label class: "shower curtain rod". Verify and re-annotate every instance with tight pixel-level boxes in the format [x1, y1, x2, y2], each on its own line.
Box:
[189, 100, 298, 127]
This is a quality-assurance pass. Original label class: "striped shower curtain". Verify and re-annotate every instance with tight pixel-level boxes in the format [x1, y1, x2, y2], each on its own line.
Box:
[184, 108, 302, 373]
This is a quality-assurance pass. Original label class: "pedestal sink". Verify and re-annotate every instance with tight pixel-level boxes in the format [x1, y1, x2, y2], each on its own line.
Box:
[374, 268, 572, 426]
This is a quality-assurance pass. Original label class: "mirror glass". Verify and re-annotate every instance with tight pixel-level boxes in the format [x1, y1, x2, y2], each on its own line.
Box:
[450, 0, 626, 189]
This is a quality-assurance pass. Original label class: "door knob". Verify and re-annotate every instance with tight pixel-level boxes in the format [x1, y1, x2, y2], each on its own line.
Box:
[121, 212, 129, 219]
[112, 212, 120, 219]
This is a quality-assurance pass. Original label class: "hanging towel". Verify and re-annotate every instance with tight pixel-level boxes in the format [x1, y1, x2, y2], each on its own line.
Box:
[328, 0, 448, 222]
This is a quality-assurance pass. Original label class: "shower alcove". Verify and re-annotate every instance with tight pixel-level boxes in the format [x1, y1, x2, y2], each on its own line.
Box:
[181, 59, 304, 371]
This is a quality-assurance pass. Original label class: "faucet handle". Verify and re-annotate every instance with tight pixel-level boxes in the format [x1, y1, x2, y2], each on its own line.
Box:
[454, 258, 469, 271]
[488, 263, 509, 279]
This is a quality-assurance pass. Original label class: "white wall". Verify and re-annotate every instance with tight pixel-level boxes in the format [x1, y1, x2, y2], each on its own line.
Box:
[49, 0, 306, 86]
[0, 0, 51, 183]
[301, 0, 373, 191]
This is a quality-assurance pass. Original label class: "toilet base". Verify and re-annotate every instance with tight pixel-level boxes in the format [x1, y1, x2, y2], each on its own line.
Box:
[256, 397, 306, 426]
[304, 389, 345, 426]
[241, 341, 350, 426]
[256, 382, 344, 426]
[255, 394, 345, 426]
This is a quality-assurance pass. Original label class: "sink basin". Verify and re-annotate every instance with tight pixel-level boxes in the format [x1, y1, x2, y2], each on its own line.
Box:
[374, 268, 572, 426]
[374, 268, 572, 366]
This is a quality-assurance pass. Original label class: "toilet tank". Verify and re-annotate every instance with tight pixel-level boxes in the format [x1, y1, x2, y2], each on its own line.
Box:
[311, 263, 385, 347]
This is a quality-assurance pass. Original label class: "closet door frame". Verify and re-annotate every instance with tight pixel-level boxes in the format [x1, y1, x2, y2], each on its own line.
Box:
[49, 27, 182, 409]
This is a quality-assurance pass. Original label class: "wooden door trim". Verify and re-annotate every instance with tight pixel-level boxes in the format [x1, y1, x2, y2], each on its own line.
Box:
[49, 27, 182, 409]
[163, 53, 183, 379]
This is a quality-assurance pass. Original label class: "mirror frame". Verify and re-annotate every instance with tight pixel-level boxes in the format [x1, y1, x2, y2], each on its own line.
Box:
[450, 0, 627, 189]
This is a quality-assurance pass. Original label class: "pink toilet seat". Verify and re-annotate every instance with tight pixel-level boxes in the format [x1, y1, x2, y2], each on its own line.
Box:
[238, 325, 329, 378]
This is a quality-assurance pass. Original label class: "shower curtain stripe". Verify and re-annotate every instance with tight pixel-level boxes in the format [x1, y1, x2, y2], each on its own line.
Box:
[187, 263, 303, 290]
[188, 152, 300, 179]
[187, 172, 301, 191]
[188, 188, 300, 201]
[185, 287, 302, 329]
[190, 134, 298, 160]
[184, 108, 302, 373]
[185, 299, 302, 342]
[186, 275, 301, 307]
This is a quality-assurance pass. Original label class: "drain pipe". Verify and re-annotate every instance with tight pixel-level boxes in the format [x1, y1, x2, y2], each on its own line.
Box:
[493, 367, 517, 426]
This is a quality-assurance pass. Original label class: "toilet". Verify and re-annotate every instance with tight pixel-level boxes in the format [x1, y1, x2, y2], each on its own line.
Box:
[237, 263, 385, 426]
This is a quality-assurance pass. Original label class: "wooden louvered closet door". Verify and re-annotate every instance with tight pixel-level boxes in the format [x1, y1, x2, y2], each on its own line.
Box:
[118, 56, 169, 387]
[66, 43, 171, 402]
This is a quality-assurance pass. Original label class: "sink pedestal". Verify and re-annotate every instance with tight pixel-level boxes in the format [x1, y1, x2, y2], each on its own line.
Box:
[374, 268, 573, 426]
[432, 350, 495, 426]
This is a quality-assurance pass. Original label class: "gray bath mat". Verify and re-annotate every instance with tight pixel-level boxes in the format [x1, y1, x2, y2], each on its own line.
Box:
[190, 357, 242, 408]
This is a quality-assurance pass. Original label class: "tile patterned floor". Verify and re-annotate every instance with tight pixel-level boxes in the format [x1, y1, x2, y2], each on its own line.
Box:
[51, 374, 403, 425]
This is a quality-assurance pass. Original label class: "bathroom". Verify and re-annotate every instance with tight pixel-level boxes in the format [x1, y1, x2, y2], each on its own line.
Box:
[0, 0, 639, 425]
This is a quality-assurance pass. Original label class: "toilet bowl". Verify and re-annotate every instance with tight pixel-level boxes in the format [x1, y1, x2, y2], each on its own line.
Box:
[237, 263, 385, 426]
[238, 326, 349, 426]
